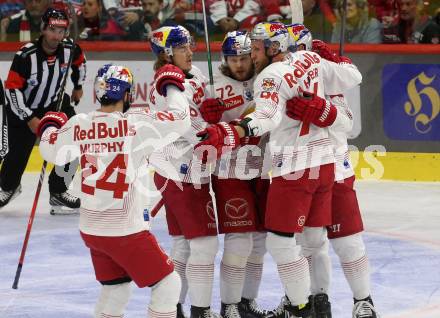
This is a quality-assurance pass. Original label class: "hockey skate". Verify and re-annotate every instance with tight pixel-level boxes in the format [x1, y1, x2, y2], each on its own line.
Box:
[284, 297, 313, 318]
[352, 297, 380, 318]
[0, 184, 22, 208]
[265, 296, 289, 318]
[238, 298, 270, 318]
[190, 306, 222, 318]
[49, 191, 80, 215]
[177, 303, 188, 318]
[221, 303, 243, 318]
[312, 293, 331, 318]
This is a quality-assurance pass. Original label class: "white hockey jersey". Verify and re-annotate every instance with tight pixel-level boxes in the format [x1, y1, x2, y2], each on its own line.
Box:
[328, 94, 355, 181]
[39, 87, 190, 236]
[213, 71, 268, 180]
[246, 51, 362, 177]
[149, 65, 211, 184]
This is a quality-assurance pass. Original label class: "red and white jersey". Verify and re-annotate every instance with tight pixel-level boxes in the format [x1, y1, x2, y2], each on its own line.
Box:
[246, 51, 362, 177]
[213, 71, 267, 180]
[39, 91, 190, 237]
[149, 65, 211, 184]
[327, 94, 355, 181]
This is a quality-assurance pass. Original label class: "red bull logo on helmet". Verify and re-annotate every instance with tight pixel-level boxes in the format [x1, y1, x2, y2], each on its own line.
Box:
[269, 23, 284, 33]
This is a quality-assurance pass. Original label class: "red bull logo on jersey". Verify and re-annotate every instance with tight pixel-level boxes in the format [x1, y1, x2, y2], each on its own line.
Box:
[74, 120, 136, 141]
[262, 78, 276, 91]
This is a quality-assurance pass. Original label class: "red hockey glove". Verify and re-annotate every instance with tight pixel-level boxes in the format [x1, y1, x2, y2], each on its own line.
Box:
[154, 64, 185, 97]
[195, 122, 240, 162]
[312, 39, 340, 63]
[199, 98, 225, 124]
[286, 92, 337, 127]
[37, 111, 68, 137]
[339, 55, 352, 64]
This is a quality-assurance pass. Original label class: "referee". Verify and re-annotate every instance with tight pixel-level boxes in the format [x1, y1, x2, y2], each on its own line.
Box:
[0, 6, 86, 213]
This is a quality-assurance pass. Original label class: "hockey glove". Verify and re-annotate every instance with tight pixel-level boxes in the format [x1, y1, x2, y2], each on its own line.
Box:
[199, 98, 226, 124]
[312, 39, 339, 62]
[312, 39, 352, 64]
[286, 92, 337, 128]
[37, 111, 68, 137]
[195, 122, 240, 162]
[155, 64, 185, 97]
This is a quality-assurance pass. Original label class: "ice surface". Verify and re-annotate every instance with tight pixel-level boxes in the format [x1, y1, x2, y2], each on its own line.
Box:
[1, 174, 440, 317]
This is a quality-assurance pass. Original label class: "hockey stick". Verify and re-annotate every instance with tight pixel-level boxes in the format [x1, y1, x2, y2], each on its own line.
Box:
[0, 80, 8, 158]
[289, 0, 304, 24]
[12, 15, 78, 290]
[150, 198, 164, 217]
[200, 0, 220, 231]
[200, 0, 215, 96]
[339, 0, 348, 56]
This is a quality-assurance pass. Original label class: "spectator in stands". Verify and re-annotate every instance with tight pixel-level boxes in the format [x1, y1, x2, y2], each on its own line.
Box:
[224, 0, 262, 30]
[0, 0, 49, 41]
[383, 0, 440, 43]
[78, 0, 144, 40]
[435, 8, 440, 27]
[141, 0, 175, 38]
[0, 0, 24, 19]
[168, 0, 233, 35]
[331, 0, 382, 43]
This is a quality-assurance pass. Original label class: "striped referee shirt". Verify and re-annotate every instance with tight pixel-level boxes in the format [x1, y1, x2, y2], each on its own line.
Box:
[5, 36, 86, 121]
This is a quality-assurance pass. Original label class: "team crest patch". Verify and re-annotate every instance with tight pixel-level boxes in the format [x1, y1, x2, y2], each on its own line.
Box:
[262, 78, 276, 91]
[60, 63, 68, 74]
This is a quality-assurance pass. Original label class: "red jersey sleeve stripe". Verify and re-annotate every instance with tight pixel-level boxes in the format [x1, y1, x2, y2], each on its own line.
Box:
[5, 70, 26, 90]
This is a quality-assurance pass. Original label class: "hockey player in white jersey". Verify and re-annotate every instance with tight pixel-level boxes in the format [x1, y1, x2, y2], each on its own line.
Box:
[38, 64, 190, 318]
[149, 25, 223, 318]
[196, 22, 362, 318]
[200, 30, 270, 318]
[285, 24, 380, 318]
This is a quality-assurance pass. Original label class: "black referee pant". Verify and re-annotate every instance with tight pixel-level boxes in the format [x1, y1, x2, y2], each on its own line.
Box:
[0, 94, 78, 194]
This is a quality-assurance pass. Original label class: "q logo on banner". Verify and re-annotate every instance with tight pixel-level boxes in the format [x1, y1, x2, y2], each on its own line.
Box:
[382, 64, 440, 141]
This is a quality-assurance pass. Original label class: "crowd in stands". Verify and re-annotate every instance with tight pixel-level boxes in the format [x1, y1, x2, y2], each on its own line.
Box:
[0, 0, 439, 43]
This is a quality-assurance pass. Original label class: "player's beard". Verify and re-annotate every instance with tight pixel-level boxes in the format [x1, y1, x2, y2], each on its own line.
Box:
[254, 57, 269, 74]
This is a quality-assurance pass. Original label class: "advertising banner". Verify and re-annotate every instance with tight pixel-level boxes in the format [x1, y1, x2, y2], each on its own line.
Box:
[382, 64, 440, 141]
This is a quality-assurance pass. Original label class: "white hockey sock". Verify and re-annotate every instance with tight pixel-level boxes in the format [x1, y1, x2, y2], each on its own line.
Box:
[148, 271, 181, 318]
[221, 233, 253, 304]
[331, 233, 371, 300]
[266, 232, 310, 306]
[242, 232, 266, 300]
[187, 236, 218, 307]
[171, 235, 190, 304]
[297, 227, 331, 295]
[94, 282, 132, 318]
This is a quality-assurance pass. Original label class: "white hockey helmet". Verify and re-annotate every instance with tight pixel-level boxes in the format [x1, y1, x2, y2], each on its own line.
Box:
[285, 23, 313, 51]
[249, 22, 289, 54]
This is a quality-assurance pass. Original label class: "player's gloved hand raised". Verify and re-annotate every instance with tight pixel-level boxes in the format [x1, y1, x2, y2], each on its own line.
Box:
[286, 92, 337, 127]
[195, 122, 240, 162]
[154, 64, 185, 97]
[312, 39, 352, 64]
[37, 111, 68, 137]
[312, 39, 340, 63]
[200, 98, 225, 124]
